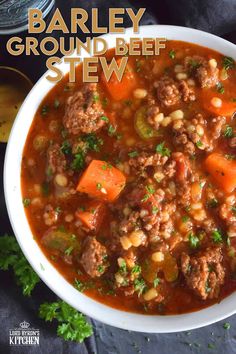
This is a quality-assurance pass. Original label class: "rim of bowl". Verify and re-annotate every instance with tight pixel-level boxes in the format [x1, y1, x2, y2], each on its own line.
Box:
[4, 25, 236, 333]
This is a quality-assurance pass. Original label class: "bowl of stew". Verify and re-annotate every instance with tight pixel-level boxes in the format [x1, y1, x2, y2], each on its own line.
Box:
[4, 25, 236, 332]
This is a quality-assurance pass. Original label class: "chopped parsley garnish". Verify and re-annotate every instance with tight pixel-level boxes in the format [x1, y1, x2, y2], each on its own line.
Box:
[207, 343, 215, 349]
[156, 142, 171, 157]
[96, 183, 102, 190]
[60, 140, 71, 155]
[131, 265, 141, 274]
[223, 322, 231, 330]
[71, 152, 85, 171]
[55, 206, 61, 214]
[97, 265, 104, 273]
[222, 56, 235, 71]
[189, 233, 200, 248]
[224, 125, 233, 138]
[101, 97, 108, 107]
[212, 229, 223, 243]
[64, 246, 74, 256]
[100, 115, 109, 122]
[41, 105, 49, 116]
[23, 198, 31, 208]
[152, 206, 159, 214]
[41, 182, 50, 196]
[182, 215, 190, 223]
[196, 140, 203, 148]
[134, 278, 147, 297]
[54, 99, 60, 109]
[141, 185, 155, 202]
[108, 124, 116, 136]
[93, 94, 99, 102]
[216, 82, 225, 94]
[153, 277, 160, 287]
[225, 154, 236, 160]
[119, 259, 127, 275]
[205, 281, 211, 294]
[101, 163, 112, 170]
[74, 279, 86, 292]
[231, 206, 236, 214]
[128, 151, 139, 158]
[82, 133, 103, 152]
[207, 198, 219, 208]
[169, 49, 175, 59]
[189, 60, 201, 69]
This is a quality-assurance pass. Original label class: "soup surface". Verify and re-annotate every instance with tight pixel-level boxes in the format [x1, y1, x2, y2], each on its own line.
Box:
[21, 40, 236, 315]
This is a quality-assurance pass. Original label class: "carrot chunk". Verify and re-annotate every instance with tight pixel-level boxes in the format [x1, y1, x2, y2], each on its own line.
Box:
[77, 160, 126, 201]
[205, 153, 236, 193]
[200, 90, 236, 117]
[76, 201, 106, 231]
[101, 60, 137, 101]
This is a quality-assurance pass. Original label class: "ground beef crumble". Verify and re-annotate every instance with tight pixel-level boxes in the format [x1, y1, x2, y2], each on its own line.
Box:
[80, 237, 108, 277]
[63, 83, 105, 135]
[181, 247, 225, 300]
[47, 143, 66, 175]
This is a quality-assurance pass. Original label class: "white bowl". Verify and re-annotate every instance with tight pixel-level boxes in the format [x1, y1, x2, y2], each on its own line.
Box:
[4, 25, 236, 333]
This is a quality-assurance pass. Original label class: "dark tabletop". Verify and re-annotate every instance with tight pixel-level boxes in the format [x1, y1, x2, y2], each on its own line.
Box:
[1, 1, 236, 353]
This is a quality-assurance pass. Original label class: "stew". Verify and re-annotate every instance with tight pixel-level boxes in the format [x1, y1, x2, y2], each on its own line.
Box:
[21, 40, 236, 315]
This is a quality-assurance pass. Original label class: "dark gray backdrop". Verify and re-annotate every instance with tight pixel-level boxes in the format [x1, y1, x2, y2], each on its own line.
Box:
[1, 1, 236, 353]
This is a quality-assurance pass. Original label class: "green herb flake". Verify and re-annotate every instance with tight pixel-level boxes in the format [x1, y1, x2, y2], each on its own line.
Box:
[208, 343, 215, 349]
[107, 124, 116, 137]
[128, 151, 139, 158]
[119, 259, 127, 275]
[71, 152, 85, 171]
[134, 278, 147, 297]
[207, 198, 219, 208]
[60, 140, 71, 155]
[97, 265, 104, 273]
[189, 233, 200, 248]
[54, 99, 60, 109]
[182, 215, 190, 223]
[216, 82, 225, 94]
[224, 125, 233, 138]
[41, 182, 50, 196]
[156, 142, 171, 157]
[131, 265, 141, 274]
[152, 206, 159, 214]
[96, 183, 102, 190]
[169, 49, 176, 59]
[41, 105, 49, 116]
[225, 154, 236, 160]
[196, 140, 203, 148]
[223, 322, 231, 330]
[74, 279, 86, 292]
[64, 246, 74, 256]
[100, 115, 109, 122]
[222, 56, 235, 71]
[23, 198, 31, 208]
[153, 278, 160, 287]
[93, 94, 99, 102]
[212, 229, 223, 243]
[141, 185, 155, 202]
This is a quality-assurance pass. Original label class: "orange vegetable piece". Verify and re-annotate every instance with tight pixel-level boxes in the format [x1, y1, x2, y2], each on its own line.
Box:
[200, 90, 236, 118]
[205, 153, 236, 193]
[101, 60, 137, 101]
[76, 201, 106, 231]
[77, 160, 126, 202]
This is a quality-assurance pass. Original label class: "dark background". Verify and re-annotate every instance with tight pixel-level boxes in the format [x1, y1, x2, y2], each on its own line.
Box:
[1, 0, 236, 353]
